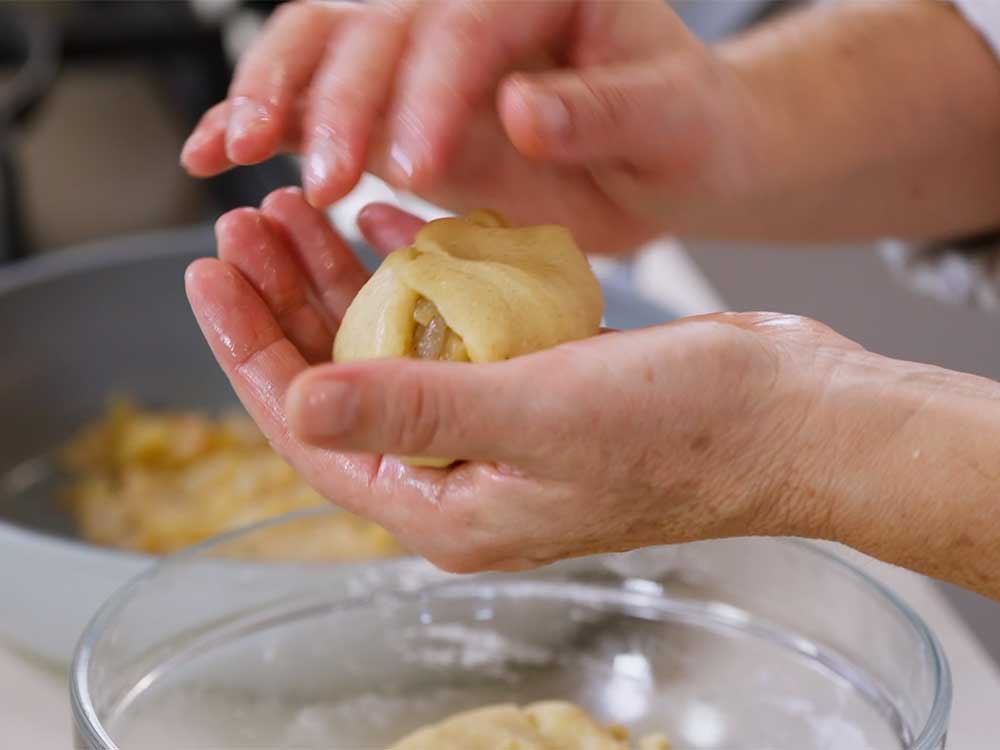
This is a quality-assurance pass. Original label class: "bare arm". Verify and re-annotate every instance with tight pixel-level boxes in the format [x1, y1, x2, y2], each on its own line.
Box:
[805, 350, 1000, 596]
[182, 0, 1000, 251]
[189, 192, 1000, 599]
[696, 0, 1000, 242]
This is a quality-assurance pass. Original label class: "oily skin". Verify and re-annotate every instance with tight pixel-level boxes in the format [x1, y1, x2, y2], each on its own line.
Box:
[182, 0, 1000, 249]
[182, 0, 1000, 598]
[187, 191, 809, 573]
[187, 192, 1000, 598]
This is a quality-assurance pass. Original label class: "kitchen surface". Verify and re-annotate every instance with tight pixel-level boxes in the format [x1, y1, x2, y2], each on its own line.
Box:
[2, 1, 1000, 747]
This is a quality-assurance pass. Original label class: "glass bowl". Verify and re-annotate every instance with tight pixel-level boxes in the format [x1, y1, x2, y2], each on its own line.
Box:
[71, 508, 950, 749]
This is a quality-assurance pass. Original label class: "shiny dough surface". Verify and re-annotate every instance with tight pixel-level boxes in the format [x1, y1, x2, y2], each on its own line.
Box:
[386, 701, 670, 750]
[333, 210, 604, 364]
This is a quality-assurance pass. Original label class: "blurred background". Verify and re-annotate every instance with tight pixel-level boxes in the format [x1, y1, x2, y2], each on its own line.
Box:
[1, 0, 998, 663]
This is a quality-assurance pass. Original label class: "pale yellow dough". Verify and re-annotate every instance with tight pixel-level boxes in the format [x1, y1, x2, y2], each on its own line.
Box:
[387, 701, 669, 750]
[334, 210, 604, 466]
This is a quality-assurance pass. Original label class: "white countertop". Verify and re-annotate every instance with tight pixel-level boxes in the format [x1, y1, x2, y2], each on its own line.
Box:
[6, 187, 997, 745]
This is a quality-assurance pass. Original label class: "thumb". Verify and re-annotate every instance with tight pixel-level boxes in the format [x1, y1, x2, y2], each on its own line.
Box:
[285, 355, 580, 465]
[498, 60, 715, 169]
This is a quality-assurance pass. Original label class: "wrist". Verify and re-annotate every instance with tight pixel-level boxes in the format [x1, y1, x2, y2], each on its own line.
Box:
[791, 349, 1000, 590]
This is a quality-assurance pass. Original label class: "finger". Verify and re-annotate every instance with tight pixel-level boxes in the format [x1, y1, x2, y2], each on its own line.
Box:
[260, 187, 369, 322]
[225, 1, 343, 165]
[215, 207, 335, 364]
[181, 101, 232, 177]
[384, 0, 573, 188]
[303, 6, 409, 207]
[357, 202, 425, 254]
[183, 99, 308, 177]
[185, 258, 311, 447]
[185, 258, 391, 518]
[285, 353, 588, 466]
[499, 61, 713, 170]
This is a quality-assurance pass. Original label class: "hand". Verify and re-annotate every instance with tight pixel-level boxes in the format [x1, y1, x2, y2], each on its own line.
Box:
[180, 0, 761, 253]
[187, 189, 1000, 597]
[186, 187, 856, 572]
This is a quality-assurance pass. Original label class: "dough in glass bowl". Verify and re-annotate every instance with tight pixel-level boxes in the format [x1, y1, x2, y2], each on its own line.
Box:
[387, 701, 670, 750]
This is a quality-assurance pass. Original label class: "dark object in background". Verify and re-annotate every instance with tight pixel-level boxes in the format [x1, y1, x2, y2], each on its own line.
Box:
[0, 7, 59, 262]
[0, 0, 296, 264]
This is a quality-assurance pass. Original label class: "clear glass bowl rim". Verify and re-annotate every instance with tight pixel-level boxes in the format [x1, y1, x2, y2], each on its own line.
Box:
[70, 507, 953, 750]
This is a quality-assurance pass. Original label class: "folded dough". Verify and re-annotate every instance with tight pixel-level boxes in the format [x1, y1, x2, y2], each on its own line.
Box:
[386, 701, 659, 750]
[333, 210, 604, 467]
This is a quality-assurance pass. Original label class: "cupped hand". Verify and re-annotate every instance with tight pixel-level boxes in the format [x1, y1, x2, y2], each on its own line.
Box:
[180, 0, 761, 253]
[185, 188, 861, 572]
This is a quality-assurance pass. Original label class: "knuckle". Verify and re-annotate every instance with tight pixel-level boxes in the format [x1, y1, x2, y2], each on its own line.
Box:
[738, 312, 846, 341]
[386, 373, 442, 455]
[578, 73, 635, 134]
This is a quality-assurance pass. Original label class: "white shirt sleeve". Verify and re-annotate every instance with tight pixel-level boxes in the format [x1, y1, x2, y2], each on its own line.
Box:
[877, 0, 1000, 310]
[952, 0, 1000, 58]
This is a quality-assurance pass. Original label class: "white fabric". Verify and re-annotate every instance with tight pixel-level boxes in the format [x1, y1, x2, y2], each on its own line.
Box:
[880, 238, 1000, 310]
[879, 0, 1000, 309]
[953, 0, 1000, 59]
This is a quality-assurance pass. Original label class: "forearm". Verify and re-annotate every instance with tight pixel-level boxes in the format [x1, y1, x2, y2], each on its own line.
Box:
[803, 351, 1000, 598]
[688, 0, 1000, 242]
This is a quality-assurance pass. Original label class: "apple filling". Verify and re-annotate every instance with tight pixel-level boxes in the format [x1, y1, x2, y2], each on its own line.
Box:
[411, 297, 469, 362]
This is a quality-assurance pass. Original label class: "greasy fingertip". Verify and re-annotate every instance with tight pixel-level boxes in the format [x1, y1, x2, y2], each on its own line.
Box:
[184, 259, 245, 328]
[224, 98, 281, 165]
[303, 174, 357, 210]
[181, 132, 233, 177]
[181, 100, 235, 176]
[259, 186, 323, 228]
[225, 132, 281, 166]
[357, 202, 425, 254]
[214, 207, 263, 241]
[180, 138, 210, 172]
[261, 185, 306, 213]
[184, 257, 221, 297]
[303, 140, 363, 208]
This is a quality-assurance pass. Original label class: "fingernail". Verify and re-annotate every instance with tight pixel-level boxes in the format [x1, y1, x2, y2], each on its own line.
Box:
[292, 379, 359, 441]
[388, 141, 414, 183]
[528, 88, 571, 139]
[226, 96, 270, 150]
[304, 137, 341, 199]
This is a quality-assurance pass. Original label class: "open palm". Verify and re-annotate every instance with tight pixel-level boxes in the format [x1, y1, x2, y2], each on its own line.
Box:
[186, 188, 841, 572]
